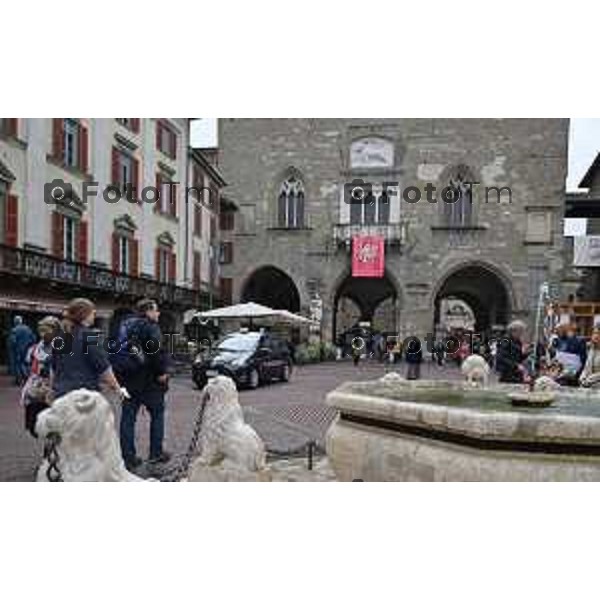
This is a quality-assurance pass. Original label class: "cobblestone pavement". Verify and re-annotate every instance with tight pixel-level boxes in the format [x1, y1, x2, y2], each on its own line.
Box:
[0, 360, 467, 481]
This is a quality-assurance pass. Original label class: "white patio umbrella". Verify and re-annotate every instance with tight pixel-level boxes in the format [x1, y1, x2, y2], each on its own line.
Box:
[193, 302, 278, 321]
[189, 303, 317, 327]
[273, 309, 318, 326]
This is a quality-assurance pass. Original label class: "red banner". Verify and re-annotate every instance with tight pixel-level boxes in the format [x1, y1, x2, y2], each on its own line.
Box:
[352, 236, 385, 278]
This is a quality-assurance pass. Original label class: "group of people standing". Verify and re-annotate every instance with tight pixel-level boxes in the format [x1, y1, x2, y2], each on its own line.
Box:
[496, 320, 600, 387]
[9, 297, 172, 472]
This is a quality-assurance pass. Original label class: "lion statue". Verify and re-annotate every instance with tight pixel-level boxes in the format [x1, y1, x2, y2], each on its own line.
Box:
[461, 354, 490, 388]
[188, 376, 270, 481]
[36, 389, 142, 482]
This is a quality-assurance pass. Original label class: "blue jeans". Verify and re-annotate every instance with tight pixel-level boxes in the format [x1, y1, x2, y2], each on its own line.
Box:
[119, 389, 165, 462]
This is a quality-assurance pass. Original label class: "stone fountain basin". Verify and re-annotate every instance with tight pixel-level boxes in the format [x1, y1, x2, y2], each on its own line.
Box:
[325, 379, 600, 481]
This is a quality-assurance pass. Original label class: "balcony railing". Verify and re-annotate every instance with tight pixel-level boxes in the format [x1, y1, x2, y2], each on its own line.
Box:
[333, 222, 407, 248]
[0, 244, 215, 308]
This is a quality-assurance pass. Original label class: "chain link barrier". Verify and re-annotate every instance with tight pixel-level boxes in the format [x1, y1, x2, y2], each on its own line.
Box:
[160, 391, 209, 482]
[43, 432, 63, 482]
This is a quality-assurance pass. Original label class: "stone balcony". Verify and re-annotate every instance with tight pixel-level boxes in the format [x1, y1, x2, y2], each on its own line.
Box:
[332, 222, 408, 250]
[0, 243, 215, 309]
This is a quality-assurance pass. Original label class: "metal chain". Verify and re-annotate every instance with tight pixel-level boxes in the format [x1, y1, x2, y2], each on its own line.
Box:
[266, 440, 325, 471]
[163, 392, 209, 482]
[43, 432, 63, 482]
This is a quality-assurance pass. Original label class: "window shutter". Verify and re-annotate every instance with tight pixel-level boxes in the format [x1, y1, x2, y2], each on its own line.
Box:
[78, 124, 89, 174]
[52, 211, 64, 257]
[52, 119, 64, 160]
[130, 238, 139, 277]
[155, 247, 161, 280]
[168, 251, 176, 283]
[77, 220, 88, 264]
[194, 204, 202, 236]
[170, 182, 177, 218]
[193, 251, 201, 289]
[155, 173, 162, 213]
[112, 232, 120, 273]
[6, 119, 18, 137]
[155, 120, 162, 151]
[5, 195, 19, 247]
[220, 278, 233, 305]
[132, 157, 140, 203]
[111, 147, 120, 186]
[171, 130, 177, 159]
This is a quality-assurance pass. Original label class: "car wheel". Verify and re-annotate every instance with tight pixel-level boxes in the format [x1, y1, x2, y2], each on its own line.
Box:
[248, 368, 260, 389]
[281, 363, 291, 382]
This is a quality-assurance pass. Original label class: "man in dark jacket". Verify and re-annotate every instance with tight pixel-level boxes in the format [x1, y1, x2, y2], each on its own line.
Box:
[9, 316, 36, 386]
[405, 337, 423, 380]
[117, 299, 171, 471]
[496, 321, 529, 384]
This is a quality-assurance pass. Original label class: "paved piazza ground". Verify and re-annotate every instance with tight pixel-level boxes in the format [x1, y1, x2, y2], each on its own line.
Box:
[0, 360, 469, 482]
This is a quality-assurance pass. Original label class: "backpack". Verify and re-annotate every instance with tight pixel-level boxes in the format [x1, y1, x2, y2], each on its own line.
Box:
[109, 317, 147, 377]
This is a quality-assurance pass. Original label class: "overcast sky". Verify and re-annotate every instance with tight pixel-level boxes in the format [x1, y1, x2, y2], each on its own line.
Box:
[191, 118, 600, 192]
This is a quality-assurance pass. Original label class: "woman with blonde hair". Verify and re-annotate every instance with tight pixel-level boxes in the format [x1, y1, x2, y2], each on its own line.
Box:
[22, 315, 61, 437]
[51, 298, 125, 400]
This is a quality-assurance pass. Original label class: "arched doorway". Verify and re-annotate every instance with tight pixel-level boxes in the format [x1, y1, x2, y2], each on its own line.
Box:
[241, 266, 301, 312]
[434, 264, 512, 334]
[333, 271, 399, 340]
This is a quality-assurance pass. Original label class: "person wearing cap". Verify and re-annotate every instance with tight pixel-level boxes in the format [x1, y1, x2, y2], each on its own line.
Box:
[117, 298, 171, 471]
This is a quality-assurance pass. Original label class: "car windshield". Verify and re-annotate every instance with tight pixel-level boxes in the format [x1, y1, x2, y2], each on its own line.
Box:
[217, 333, 261, 352]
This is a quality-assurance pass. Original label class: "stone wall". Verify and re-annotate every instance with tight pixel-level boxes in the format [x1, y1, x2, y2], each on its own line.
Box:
[218, 119, 569, 340]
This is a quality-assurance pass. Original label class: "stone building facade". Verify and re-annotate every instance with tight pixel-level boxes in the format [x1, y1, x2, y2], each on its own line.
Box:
[217, 119, 569, 342]
[564, 152, 600, 301]
[0, 118, 226, 364]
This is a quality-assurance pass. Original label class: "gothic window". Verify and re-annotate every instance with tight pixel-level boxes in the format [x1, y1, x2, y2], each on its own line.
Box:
[277, 175, 305, 228]
[444, 165, 474, 227]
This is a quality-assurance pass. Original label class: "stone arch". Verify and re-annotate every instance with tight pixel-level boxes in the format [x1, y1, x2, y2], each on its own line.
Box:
[331, 268, 403, 340]
[432, 260, 515, 334]
[240, 265, 301, 313]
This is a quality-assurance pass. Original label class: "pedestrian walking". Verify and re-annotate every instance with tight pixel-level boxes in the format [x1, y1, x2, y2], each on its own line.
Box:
[21, 316, 60, 437]
[405, 337, 423, 380]
[435, 339, 445, 367]
[9, 316, 36, 386]
[51, 298, 125, 399]
[115, 298, 171, 471]
[496, 320, 530, 384]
